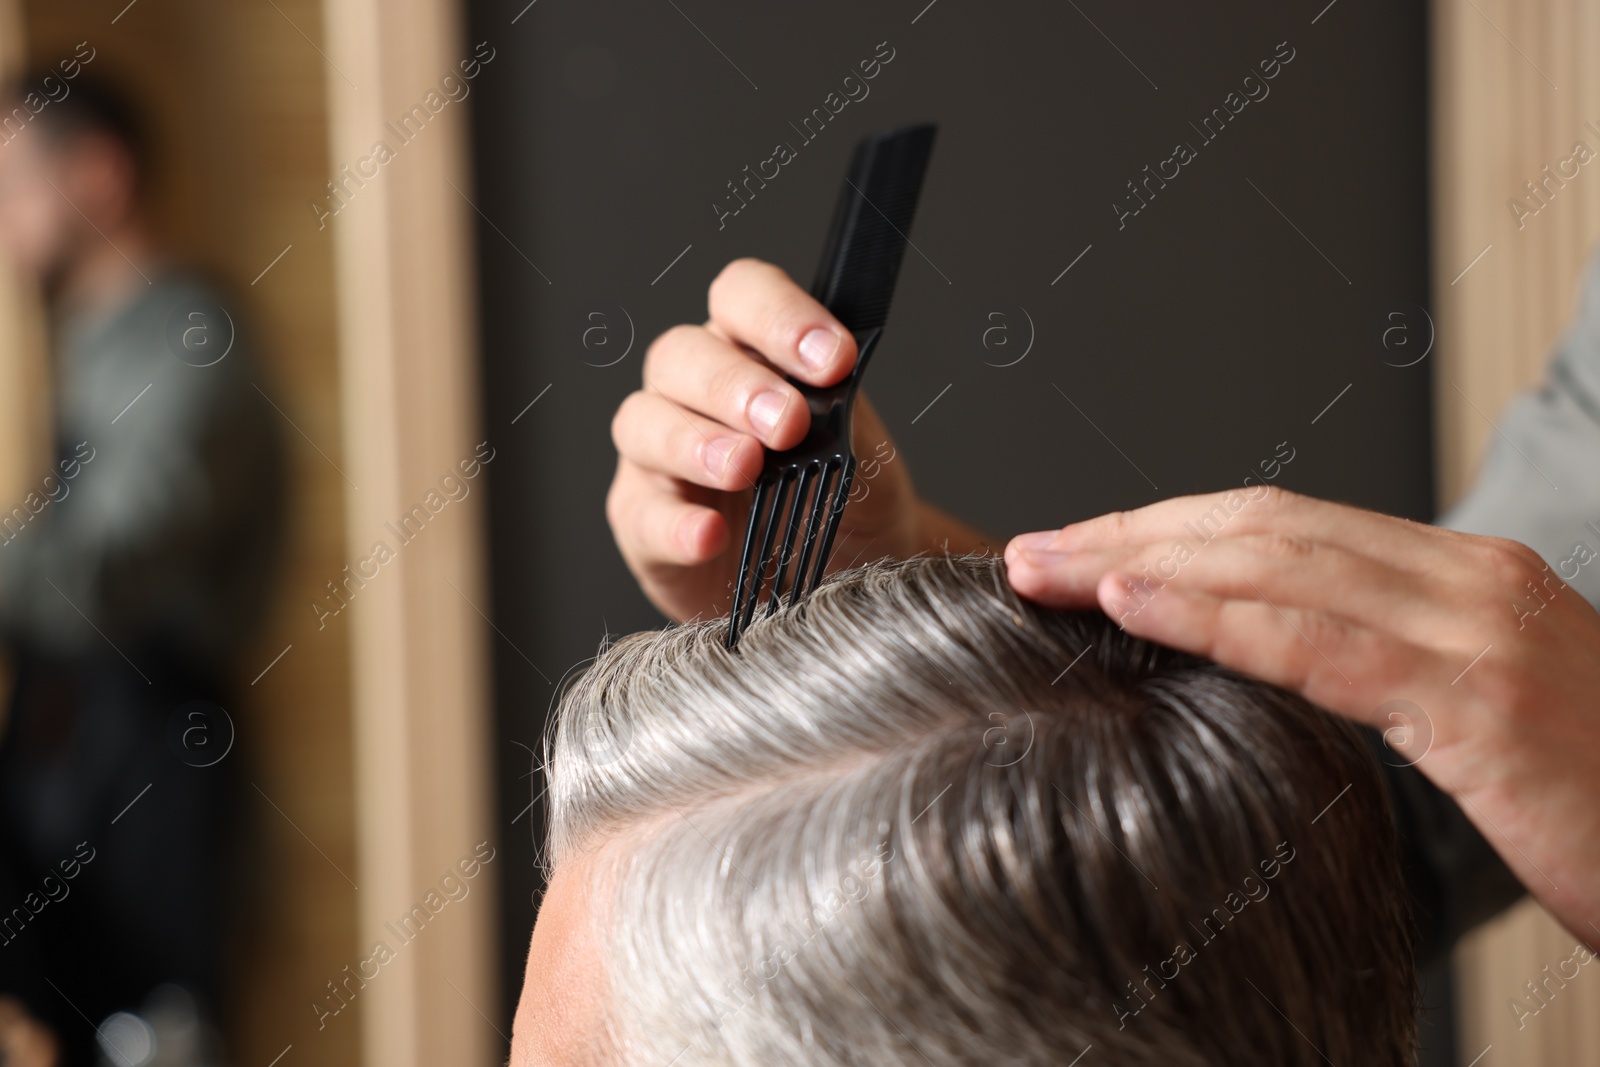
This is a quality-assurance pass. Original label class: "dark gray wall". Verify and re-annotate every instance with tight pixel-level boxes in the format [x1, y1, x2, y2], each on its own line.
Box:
[463, 0, 1436, 1047]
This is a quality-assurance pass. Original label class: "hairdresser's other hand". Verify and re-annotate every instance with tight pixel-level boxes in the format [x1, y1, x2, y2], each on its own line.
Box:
[1005, 486, 1600, 947]
[609, 258, 989, 622]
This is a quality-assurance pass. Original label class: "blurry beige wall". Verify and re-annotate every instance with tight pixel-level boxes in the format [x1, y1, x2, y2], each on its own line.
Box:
[1433, 0, 1600, 1063]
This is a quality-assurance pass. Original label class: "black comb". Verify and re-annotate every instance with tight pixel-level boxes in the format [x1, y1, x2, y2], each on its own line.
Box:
[725, 122, 937, 648]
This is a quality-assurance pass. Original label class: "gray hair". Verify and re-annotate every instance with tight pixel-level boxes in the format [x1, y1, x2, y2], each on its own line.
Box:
[545, 555, 1416, 1066]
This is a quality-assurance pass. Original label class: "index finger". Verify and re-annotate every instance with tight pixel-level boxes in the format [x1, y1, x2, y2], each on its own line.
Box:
[1022, 486, 1453, 572]
[707, 258, 857, 385]
[1098, 570, 1456, 738]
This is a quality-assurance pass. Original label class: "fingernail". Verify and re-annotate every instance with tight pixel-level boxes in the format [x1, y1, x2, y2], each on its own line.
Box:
[748, 390, 789, 439]
[1018, 547, 1072, 565]
[798, 328, 841, 371]
[704, 436, 738, 476]
[1011, 530, 1064, 553]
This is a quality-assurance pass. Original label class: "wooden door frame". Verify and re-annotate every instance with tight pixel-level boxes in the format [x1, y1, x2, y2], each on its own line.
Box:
[321, 0, 499, 1063]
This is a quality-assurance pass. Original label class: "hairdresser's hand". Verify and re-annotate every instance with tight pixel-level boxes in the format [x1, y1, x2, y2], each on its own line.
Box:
[1006, 486, 1600, 947]
[609, 258, 989, 622]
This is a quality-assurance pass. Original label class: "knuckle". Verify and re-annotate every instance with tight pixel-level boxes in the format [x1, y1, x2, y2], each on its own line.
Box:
[1503, 536, 1547, 573]
[708, 257, 773, 310]
[1253, 531, 1315, 561]
[1473, 538, 1562, 640]
[1254, 484, 1294, 511]
[610, 391, 646, 448]
[643, 323, 699, 380]
[1100, 509, 1135, 543]
[1294, 608, 1350, 658]
[1479, 536, 1546, 589]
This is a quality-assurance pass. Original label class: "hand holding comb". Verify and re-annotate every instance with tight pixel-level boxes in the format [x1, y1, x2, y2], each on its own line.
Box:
[725, 122, 937, 648]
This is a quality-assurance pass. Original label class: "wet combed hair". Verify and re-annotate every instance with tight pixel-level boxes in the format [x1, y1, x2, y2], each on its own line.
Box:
[546, 555, 1417, 1066]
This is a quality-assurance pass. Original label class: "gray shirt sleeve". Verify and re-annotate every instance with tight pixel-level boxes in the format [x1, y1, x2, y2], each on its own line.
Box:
[1438, 248, 1600, 603]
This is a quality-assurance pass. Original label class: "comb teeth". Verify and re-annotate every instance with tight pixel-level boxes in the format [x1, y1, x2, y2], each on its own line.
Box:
[724, 123, 935, 649]
[726, 456, 854, 647]
[784, 460, 845, 607]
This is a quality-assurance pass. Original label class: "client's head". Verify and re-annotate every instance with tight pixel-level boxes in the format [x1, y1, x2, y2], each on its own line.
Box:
[514, 555, 1416, 1066]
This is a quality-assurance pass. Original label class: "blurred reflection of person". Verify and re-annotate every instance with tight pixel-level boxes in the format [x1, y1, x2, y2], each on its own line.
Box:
[0, 72, 285, 1064]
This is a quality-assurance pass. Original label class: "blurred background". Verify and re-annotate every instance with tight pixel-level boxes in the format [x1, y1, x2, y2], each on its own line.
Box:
[0, 0, 1593, 1065]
